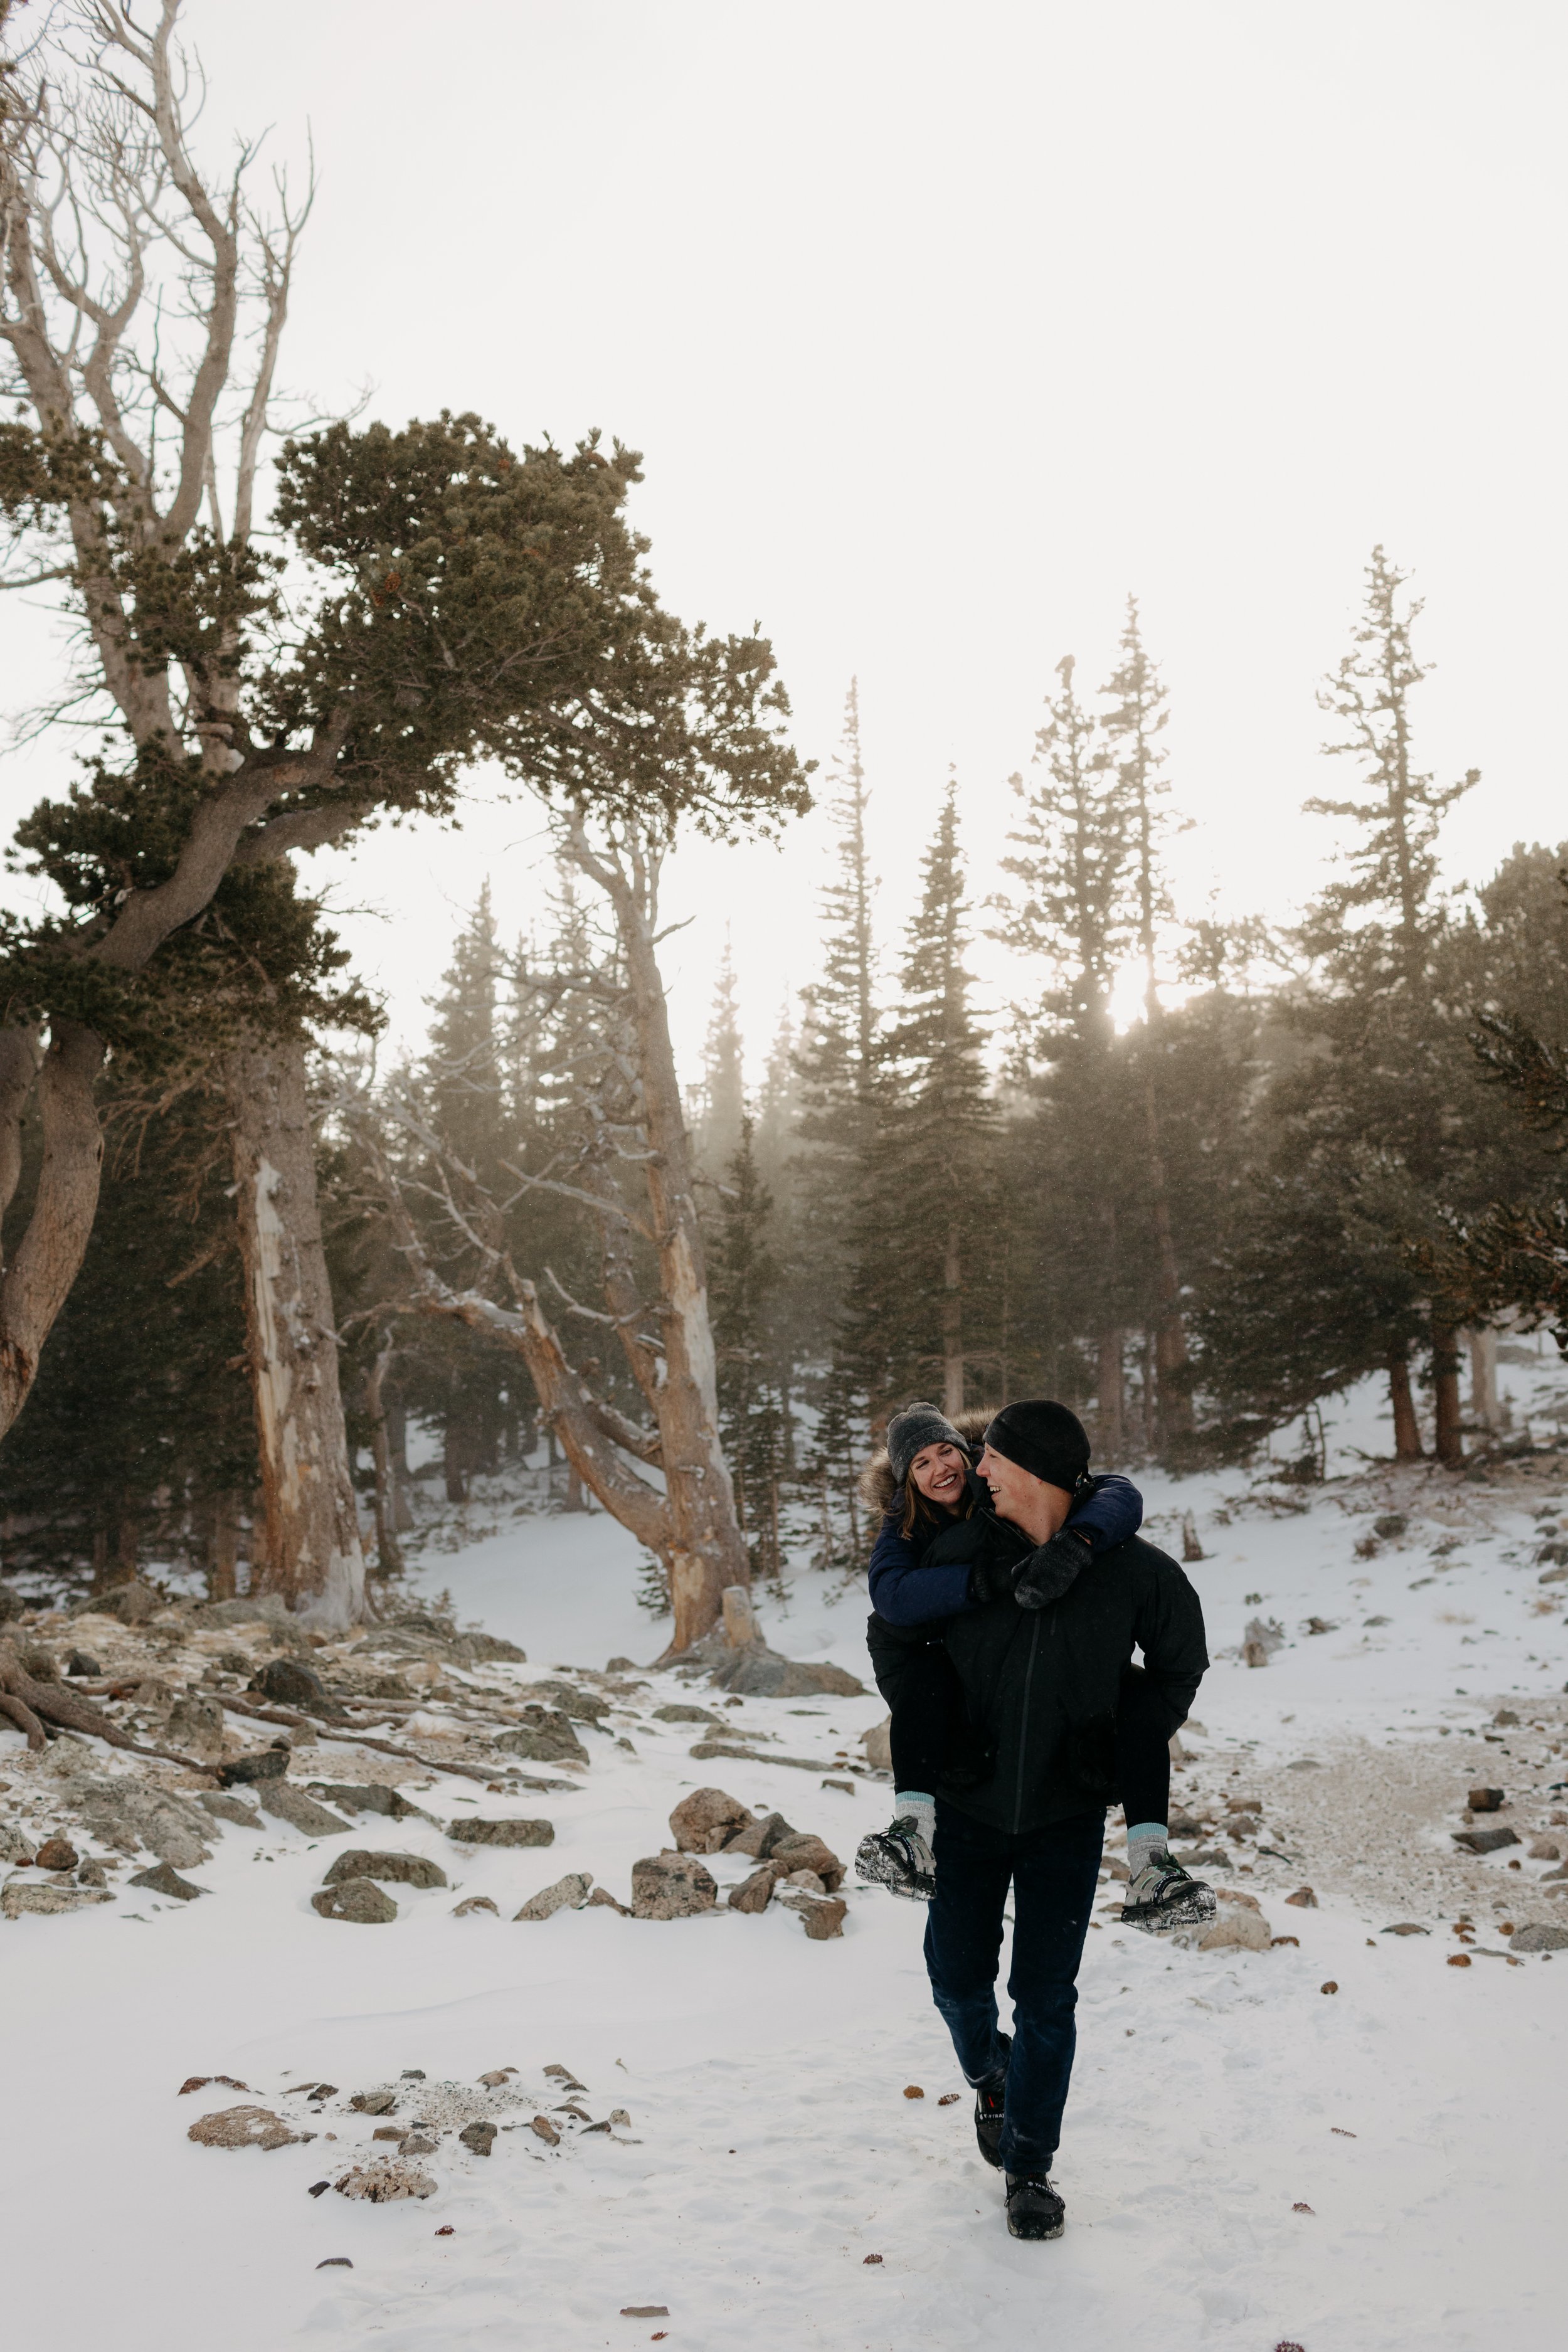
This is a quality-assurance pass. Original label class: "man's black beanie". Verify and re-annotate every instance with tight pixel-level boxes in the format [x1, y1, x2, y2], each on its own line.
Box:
[982, 1400, 1091, 1492]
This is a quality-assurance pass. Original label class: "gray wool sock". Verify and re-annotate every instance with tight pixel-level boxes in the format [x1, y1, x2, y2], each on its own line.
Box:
[894, 1791, 936, 1850]
[1127, 1821, 1168, 1877]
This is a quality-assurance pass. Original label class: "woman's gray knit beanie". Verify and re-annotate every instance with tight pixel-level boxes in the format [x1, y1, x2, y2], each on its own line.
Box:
[886, 1401, 968, 1489]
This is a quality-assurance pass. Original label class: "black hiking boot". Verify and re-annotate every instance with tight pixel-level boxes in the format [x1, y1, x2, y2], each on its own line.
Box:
[973, 2032, 1011, 2169]
[853, 1816, 936, 1902]
[1121, 1851, 1217, 1935]
[1005, 2169, 1066, 2240]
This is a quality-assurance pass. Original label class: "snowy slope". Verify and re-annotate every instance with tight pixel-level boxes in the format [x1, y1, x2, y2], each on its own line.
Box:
[5, 1396, 1568, 2352]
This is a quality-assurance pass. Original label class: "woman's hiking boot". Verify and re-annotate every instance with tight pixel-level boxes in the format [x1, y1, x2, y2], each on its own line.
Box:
[973, 2033, 1011, 2168]
[1005, 2171, 1066, 2240]
[1120, 1850, 1216, 1934]
[854, 1816, 936, 1902]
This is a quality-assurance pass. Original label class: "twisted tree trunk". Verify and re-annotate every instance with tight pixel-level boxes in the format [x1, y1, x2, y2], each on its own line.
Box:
[225, 1034, 365, 1626]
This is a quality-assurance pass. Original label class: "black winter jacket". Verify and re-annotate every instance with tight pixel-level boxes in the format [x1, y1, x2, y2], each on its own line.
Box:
[925, 1506, 1209, 1835]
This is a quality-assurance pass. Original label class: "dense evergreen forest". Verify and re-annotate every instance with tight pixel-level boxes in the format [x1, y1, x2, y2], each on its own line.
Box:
[6, 551, 1566, 1606]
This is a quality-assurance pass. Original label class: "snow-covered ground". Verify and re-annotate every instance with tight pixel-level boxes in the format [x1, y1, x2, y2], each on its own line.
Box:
[5, 1363, 1568, 2352]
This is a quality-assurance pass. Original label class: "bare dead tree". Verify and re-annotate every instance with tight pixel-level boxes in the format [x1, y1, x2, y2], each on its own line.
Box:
[349, 812, 749, 1653]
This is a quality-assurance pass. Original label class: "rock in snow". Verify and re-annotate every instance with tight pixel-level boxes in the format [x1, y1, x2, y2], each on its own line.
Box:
[447, 1816, 554, 1848]
[322, 1849, 447, 1889]
[630, 1851, 718, 1919]
[514, 1872, 594, 1920]
[187, 2106, 303, 2152]
[334, 2161, 435, 2201]
[312, 1880, 398, 1924]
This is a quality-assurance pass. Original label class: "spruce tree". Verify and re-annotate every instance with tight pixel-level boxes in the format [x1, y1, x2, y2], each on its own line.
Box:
[701, 934, 746, 1170]
[842, 776, 993, 1416]
[708, 1115, 785, 1571]
[1102, 600, 1194, 1438]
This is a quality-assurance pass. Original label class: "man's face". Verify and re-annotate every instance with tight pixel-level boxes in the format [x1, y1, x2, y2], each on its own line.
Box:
[976, 1443, 1069, 1537]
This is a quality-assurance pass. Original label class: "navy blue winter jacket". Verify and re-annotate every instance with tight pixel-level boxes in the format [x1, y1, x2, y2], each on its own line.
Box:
[867, 1471, 1144, 1627]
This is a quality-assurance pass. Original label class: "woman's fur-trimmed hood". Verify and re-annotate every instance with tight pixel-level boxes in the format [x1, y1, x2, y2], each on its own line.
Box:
[857, 1406, 995, 1521]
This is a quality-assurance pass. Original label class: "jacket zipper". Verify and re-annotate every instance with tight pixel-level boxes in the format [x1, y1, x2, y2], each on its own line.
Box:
[1012, 1614, 1041, 1833]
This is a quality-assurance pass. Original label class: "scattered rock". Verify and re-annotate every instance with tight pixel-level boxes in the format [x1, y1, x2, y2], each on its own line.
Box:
[188, 2105, 302, 2151]
[197, 1791, 261, 1829]
[93, 1581, 161, 1627]
[768, 1831, 844, 1890]
[527, 1680, 612, 1722]
[514, 1872, 594, 1920]
[258, 1783, 352, 1836]
[312, 1880, 398, 1924]
[777, 1888, 848, 1939]
[1372, 1513, 1407, 1539]
[1468, 1787, 1505, 1813]
[71, 1775, 213, 1868]
[620, 2307, 669, 2320]
[307, 1783, 434, 1822]
[860, 1715, 893, 1773]
[780, 1867, 827, 1895]
[65, 1648, 101, 1677]
[1320, 1980, 1339, 1994]
[605, 1656, 639, 1672]
[452, 1896, 500, 1917]
[1242, 1616, 1286, 1668]
[903, 2084, 925, 2100]
[322, 1849, 448, 1889]
[583, 1885, 631, 1914]
[76, 1858, 109, 1885]
[335, 2160, 435, 2201]
[1195, 1901, 1271, 1952]
[34, 1836, 78, 1872]
[129, 1861, 204, 1900]
[2, 1882, 113, 1919]
[1303, 1618, 1338, 1636]
[348, 2090, 398, 2113]
[1284, 1887, 1317, 1909]
[1167, 1809, 1207, 1840]
[0, 1823, 34, 1864]
[494, 1708, 589, 1766]
[630, 1850, 718, 1920]
[652, 1703, 719, 1725]
[218, 1746, 291, 1788]
[1381, 1923, 1429, 1936]
[727, 1868, 776, 1913]
[179, 2074, 250, 2094]
[447, 1816, 553, 1848]
[721, 1810, 796, 1860]
[1452, 1826, 1518, 1855]
[458, 2121, 497, 2155]
[707, 1646, 865, 1699]
[250, 1657, 342, 1714]
[1528, 1838, 1562, 1862]
[166, 1694, 230, 1757]
[529, 2115, 560, 2145]
[669, 1787, 754, 1855]
[1510, 1922, 1568, 1952]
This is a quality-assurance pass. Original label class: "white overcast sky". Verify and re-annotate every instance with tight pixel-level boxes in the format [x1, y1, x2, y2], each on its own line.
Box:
[4, 1, 1566, 1083]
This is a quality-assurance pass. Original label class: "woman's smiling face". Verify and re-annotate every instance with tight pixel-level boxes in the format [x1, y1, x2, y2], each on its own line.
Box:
[908, 1440, 968, 1510]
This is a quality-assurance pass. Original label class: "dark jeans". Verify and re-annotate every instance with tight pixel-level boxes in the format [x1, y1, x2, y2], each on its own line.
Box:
[923, 1798, 1104, 2174]
[1115, 1663, 1172, 1831]
[866, 1626, 963, 1793]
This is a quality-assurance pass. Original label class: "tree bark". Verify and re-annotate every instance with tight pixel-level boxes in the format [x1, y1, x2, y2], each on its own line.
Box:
[1466, 1327, 1500, 1431]
[365, 1342, 404, 1576]
[206, 1490, 240, 1601]
[941, 1220, 965, 1416]
[566, 819, 750, 1648]
[1431, 1320, 1465, 1468]
[1143, 1063, 1193, 1441]
[1388, 1343, 1423, 1460]
[1096, 1330, 1125, 1460]
[225, 1032, 365, 1626]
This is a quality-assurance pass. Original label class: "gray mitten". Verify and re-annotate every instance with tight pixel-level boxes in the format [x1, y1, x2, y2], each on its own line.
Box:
[1013, 1527, 1091, 1611]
